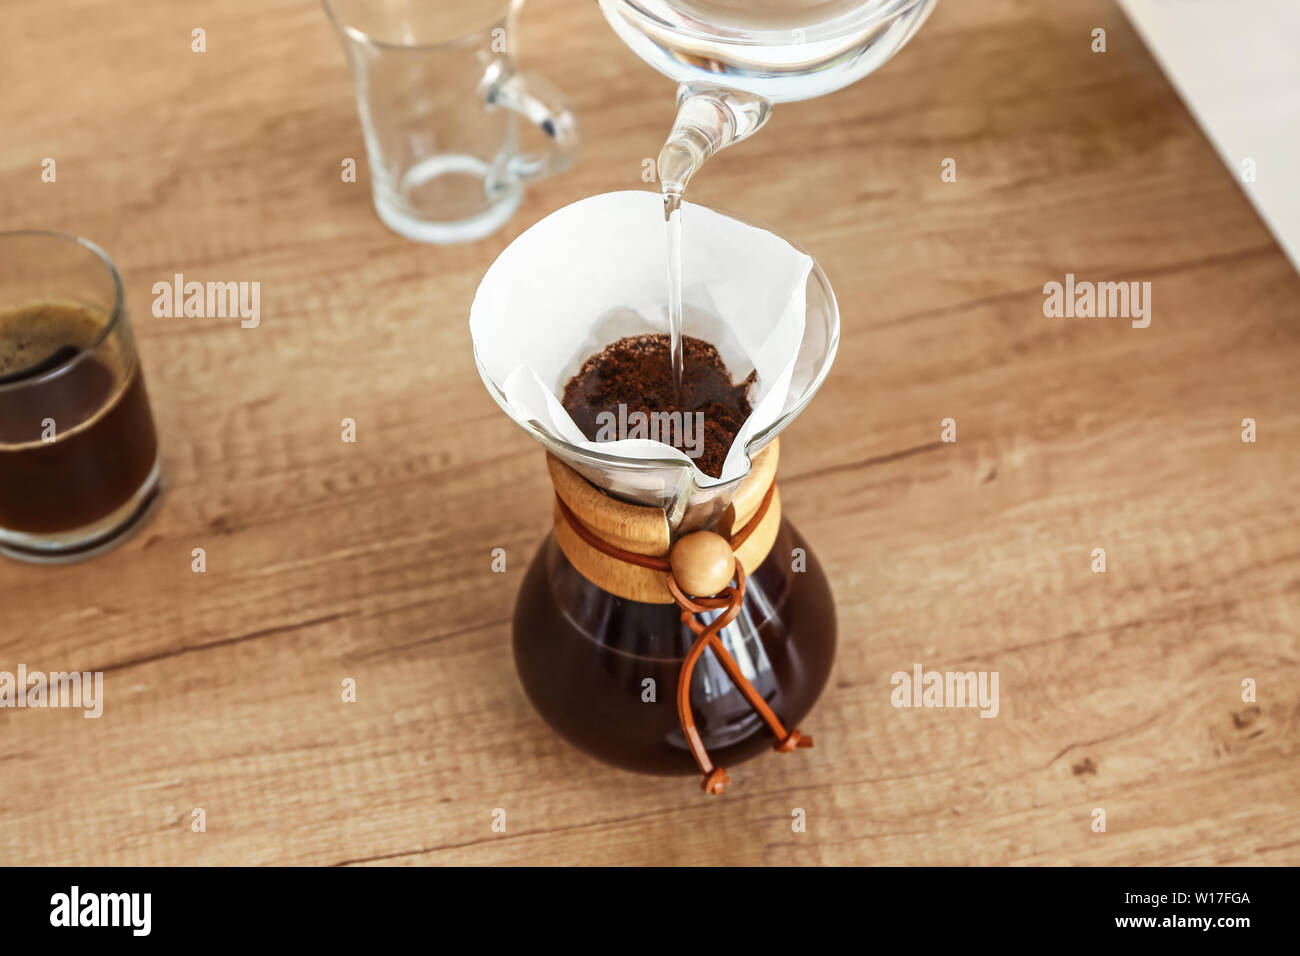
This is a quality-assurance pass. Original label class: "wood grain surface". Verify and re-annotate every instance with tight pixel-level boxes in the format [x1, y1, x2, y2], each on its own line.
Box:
[1, 0, 1297, 866]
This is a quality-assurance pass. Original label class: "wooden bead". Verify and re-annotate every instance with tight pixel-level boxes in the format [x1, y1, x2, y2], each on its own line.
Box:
[670, 531, 735, 597]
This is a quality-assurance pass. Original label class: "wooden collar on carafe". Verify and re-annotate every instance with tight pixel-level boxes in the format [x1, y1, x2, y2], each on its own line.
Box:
[550, 439, 814, 795]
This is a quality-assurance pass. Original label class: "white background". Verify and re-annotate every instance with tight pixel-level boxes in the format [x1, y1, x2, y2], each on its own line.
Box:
[1119, 0, 1300, 272]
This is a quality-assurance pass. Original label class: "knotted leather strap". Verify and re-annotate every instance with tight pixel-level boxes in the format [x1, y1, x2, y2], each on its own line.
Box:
[555, 482, 813, 795]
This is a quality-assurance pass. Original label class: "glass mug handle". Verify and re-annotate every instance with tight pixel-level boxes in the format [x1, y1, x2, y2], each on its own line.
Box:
[485, 69, 580, 181]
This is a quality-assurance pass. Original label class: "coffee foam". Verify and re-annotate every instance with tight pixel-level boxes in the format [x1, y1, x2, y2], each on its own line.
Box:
[0, 301, 134, 450]
[0, 300, 107, 376]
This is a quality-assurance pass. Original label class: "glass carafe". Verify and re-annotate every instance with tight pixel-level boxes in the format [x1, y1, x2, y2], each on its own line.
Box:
[513, 493, 837, 775]
[475, 205, 841, 779]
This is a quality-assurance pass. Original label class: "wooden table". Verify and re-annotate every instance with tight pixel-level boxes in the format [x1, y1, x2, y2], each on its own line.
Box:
[2, 0, 1297, 866]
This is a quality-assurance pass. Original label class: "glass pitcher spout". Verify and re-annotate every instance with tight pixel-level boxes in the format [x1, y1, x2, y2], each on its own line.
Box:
[657, 84, 773, 199]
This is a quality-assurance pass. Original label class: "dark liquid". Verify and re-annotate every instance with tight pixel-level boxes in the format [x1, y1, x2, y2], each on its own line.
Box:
[0, 304, 158, 535]
[514, 519, 836, 775]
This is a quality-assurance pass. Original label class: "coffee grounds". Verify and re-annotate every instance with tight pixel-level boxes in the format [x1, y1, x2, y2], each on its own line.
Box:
[561, 334, 754, 479]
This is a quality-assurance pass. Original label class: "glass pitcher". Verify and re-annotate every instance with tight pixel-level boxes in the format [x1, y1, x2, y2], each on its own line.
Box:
[599, 0, 939, 195]
[599, 0, 939, 101]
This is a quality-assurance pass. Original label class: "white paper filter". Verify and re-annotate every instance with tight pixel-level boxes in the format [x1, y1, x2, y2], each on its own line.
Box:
[470, 190, 812, 486]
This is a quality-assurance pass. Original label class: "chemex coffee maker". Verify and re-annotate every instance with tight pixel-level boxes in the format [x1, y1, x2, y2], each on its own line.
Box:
[472, 1, 936, 793]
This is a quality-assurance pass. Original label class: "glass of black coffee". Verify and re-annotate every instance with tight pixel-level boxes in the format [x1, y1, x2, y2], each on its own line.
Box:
[0, 232, 161, 562]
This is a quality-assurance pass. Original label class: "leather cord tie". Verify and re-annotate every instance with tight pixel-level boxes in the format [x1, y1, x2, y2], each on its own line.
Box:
[555, 481, 813, 795]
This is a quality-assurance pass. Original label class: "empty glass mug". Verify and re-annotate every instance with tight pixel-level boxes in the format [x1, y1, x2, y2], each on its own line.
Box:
[0, 232, 162, 563]
[323, 0, 579, 244]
